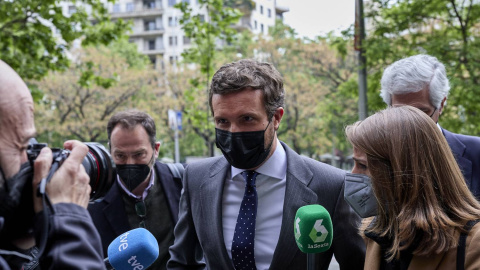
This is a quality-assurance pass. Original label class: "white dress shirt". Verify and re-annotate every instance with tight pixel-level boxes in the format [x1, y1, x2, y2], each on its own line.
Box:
[222, 139, 287, 270]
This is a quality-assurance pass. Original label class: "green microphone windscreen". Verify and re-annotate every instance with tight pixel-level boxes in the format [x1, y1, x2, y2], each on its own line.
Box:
[294, 204, 333, 254]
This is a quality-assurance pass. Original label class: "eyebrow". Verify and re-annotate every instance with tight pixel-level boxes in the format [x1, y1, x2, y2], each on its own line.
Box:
[352, 157, 367, 163]
[113, 149, 146, 155]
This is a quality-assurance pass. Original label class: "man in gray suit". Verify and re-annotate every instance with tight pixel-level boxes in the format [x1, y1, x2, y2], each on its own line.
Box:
[167, 59, 365, 270]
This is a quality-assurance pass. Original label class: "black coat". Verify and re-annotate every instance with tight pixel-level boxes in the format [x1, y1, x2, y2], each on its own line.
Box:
[88, 161, 183, 256]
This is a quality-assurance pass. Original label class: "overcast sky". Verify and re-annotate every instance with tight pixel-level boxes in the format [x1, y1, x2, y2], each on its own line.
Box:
[276, 0, 355, 39]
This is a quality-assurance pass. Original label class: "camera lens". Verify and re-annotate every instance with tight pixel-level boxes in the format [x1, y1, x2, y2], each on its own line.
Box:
[82, 143, 116, 200]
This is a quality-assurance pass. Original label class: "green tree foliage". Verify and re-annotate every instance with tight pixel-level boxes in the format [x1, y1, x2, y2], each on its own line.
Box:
[243, 22, 358, 161]
[175, 0, 243, 156]
[0, 0, 130, 81]
[33, 40, 154, 146]
[364, 0, 480, 135]
[139, 63, 208, 160]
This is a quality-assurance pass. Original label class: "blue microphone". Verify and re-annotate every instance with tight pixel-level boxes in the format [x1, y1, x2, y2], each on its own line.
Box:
[105, 228, 159, 270]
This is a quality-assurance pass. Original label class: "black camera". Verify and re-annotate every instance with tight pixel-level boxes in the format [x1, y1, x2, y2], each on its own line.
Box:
[27, 142, 115, 200]
[0, 141, 115, 244]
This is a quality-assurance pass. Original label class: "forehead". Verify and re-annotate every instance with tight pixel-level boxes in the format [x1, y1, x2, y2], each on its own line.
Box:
[211, 89, 265, 117]
[353, 147, 367, 160]
[1, 86, 36, 142]
[110, 124, 151, 150]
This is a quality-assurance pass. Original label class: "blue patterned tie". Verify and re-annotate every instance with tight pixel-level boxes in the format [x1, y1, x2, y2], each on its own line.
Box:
[232, 170, 259, 270]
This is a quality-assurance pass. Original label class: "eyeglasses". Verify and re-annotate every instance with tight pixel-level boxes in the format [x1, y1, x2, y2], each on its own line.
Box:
[135, 200, 147, 228]
[429, 108, 437, 118]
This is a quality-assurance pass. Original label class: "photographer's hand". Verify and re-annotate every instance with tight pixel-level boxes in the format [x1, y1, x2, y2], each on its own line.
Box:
[33, 140, 91, 213]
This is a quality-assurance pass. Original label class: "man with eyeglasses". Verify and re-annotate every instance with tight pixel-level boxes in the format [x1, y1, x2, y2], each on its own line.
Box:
[380, 54, 480, 199]
[88, 109, 182, 270]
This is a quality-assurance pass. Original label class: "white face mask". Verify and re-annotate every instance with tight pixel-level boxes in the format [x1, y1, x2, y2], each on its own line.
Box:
[344, 173, 378, 218]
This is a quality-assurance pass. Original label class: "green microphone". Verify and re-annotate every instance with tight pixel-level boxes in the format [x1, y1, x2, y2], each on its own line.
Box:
[294, 205, 333, 254]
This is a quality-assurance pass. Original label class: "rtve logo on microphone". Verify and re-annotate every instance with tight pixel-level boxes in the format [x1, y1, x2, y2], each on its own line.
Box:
[118, 231, 147, 270]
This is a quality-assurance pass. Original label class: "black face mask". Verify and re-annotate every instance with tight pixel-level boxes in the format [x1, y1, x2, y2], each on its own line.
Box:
[0, 162, 35, 243]
[215, 121, 274, 169]
[116, 156, 153, 191]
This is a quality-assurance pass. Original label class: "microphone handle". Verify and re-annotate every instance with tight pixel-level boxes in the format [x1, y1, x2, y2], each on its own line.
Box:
[307, 253, 315, 270]
[104, 257, 114, 270]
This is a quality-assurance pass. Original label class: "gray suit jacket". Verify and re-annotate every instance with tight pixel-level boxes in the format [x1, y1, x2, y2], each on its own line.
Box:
[167, 142, 365, 270]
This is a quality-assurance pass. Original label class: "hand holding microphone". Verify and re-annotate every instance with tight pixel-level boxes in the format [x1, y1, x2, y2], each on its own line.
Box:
[294, 205, 333, 270]
[105, 228, 159, 270]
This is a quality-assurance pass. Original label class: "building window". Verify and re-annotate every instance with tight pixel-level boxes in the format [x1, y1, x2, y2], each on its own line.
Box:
[168, 0, 176, 7]
[169, 56, 179, 64]
[144, 19, 157, 31]
[182, 0, 190, 3]
[260, 23, 264, 33]
[148, 39, 156, 50]
[183, 36, 190, 45]
[260, 5, 263, 14]
[168, 16, 177, 27]
[149, 56, 157, 67]
[113, 4, 121, 13]
[144, 0, 155, 9]
[169, 36, 178, 46]
[68, 5, 76, 14]
[126, 2, 134, 12]
[267, 8, 271, 18]
[254, 20, 257, 29]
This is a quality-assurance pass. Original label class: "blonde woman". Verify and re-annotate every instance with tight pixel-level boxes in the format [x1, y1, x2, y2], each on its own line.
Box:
[345, 106, 480, 269]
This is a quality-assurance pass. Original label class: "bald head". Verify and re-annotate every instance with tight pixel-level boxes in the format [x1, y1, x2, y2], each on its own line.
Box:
[0, 60, 36, 182]
[0, 60, 31, 104]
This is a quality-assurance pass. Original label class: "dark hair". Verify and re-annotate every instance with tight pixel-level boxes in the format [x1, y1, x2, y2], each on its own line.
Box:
[209, 59, 285, 119]
[107, 109, 156, 149]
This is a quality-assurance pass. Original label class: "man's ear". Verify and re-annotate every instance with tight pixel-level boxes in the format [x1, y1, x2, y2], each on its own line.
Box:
[273, 107, 284, 131]
[154, 142, 161, 157]
[438, 97, 447, 115]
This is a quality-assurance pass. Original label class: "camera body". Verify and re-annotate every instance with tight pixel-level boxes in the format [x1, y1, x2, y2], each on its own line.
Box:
[27, 141, 116, 200]
[0, 141, 115, 244]
[0, 141, 116, 260]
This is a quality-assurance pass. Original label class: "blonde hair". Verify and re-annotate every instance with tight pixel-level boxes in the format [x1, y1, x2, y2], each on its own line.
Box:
[346, 106, 480, 261]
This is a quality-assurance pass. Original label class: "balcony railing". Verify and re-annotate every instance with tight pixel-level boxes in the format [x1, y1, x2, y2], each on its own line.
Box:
[110, 4, 163, 18]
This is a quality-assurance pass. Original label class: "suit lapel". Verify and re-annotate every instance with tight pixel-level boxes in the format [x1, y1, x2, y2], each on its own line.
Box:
[199, 157, 233, 268]
[270, 142, 319, 269]
[102, 181, 131, 235]
[443, 129, 473, 188]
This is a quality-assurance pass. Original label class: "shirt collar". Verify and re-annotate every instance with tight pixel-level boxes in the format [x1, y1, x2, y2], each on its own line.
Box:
[231, 139, 287, 180]
[117, 168, 155, 201]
